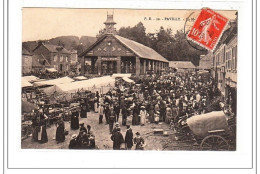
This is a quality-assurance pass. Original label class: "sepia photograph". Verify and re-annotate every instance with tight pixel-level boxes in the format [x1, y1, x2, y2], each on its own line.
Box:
[21, 8, 238, 151]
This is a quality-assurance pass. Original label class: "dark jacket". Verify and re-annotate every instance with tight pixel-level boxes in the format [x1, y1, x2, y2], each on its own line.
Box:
[125, 128, 133, 148]
[111, 131, 124, 150]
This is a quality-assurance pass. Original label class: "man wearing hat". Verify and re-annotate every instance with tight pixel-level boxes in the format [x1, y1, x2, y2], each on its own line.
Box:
[108, 106, 116, 134]
[133, 132, 144, 150]
[114, 102, 120, 122]
[104, 103, 110, 124]
[125, 125, 133, 150]
[121, 105, 128, 126]
[112, 122, 120, 135]
[110, 127, 124, 150]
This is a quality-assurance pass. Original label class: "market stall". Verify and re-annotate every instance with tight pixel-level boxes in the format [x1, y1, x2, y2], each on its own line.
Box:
[33, 76, 74, 87]
[55, 76, 115, 95]
[74, 76, 88, 81]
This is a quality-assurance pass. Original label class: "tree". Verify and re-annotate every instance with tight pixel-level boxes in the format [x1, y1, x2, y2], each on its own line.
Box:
[118, 22, 147, 46]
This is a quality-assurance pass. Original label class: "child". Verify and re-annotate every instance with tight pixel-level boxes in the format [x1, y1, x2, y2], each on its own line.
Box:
[154, 111, 160, 124]
[169, 119, 175, 132]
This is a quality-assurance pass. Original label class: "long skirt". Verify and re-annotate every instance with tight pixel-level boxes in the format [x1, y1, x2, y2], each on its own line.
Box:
[140, 115, 146, 125]
[132, 113, 139, 125]
[56, 126, 65, 142]
[39, 125, 48, 143]
[71, 116, 79, 130]
[32, 126, 39, 141]
[94, 103, 98, 113]
[149, 113, 154, 123]
[80, 110, 87, 118]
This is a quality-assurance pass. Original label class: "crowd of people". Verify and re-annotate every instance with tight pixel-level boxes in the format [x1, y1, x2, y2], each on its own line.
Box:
[29, 69, 223, 150]
[93, 70, 218, 129]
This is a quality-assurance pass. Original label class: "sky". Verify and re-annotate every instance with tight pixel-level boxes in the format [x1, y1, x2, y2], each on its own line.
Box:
[22, 8, 237, 42]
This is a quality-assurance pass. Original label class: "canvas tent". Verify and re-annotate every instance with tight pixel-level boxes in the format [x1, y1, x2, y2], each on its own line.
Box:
[112, 74, 134, 83]
[46, 68, 58, 72]
[112, 74, 132, 78]
[74, 76, 88, 81]
[33, 76, 74, 87]
[56, 76, 115, 94]
[122, 77, 134, 83]
[22, 78, 33, 88]
[22, 75, 40, 82]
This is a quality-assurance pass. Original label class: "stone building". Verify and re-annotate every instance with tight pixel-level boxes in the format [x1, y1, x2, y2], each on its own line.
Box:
[79, 14, 169, 75]
[212, 14, 237, 114]
[32, 42, 71, 72]
[196, 53, 213, 71]
[22, 47, 33, 74]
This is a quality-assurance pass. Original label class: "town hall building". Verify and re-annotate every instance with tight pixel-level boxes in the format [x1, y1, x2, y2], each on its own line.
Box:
[79, 14, 169, 76]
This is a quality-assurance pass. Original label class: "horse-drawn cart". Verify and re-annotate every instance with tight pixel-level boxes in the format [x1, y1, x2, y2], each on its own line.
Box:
[176, 111, 236, 150]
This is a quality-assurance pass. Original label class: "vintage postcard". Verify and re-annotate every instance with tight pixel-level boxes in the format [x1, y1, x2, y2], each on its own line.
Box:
[21, 8, 238, 151]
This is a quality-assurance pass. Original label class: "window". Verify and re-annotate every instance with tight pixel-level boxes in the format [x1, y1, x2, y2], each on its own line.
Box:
[232, 45, 237, 70]
[66, 56, 68, 62]
[60, 55, 63, 62]
[53, 55, 57, 62]
[66, 65, 69, 71]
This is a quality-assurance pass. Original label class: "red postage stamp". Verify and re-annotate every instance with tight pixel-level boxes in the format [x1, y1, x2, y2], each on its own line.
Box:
[187, 8, 229, 51]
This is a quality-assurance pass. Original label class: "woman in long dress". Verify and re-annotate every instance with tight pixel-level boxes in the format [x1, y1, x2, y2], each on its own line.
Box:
[80, 102, 87, 118]
[71, 109, 79, 130]
[132, 105, 139, 125]
[31, 111, 40, 142]
[139, 106, 147, 126]
[56, 118, 65, 143]
[134, 132, 144, 150]
[148, 105, 155, 123]
[38, 111, 48, 143]
[94, 97, 99, 113]
[165, 105, 172, 124]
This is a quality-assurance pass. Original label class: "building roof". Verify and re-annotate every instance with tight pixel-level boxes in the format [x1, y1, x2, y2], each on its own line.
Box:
[33, 42, 71, 54]
[43, 43, 70, 54]
[214, 22, 237, 51]
[79, 34, 168, 63]
[169, 61, 196, 69]
[22, 47, 32, 56]
[70, 50, 78, 54]
[114, 35, 168, 62]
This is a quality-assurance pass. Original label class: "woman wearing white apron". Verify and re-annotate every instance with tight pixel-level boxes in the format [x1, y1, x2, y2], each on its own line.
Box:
[94, 97, 98, 113]
[140, 106, 147, 126]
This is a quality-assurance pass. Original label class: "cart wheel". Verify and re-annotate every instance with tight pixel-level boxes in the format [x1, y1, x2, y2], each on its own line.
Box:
[200, 135, 229, 151]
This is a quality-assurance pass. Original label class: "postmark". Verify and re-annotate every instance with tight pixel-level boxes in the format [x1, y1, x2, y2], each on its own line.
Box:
[187, 8, 229, 51]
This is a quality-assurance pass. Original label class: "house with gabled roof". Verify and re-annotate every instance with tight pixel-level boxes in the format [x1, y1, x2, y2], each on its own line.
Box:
[32, 42, 71, 72]
[79, 14, 169, 75]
